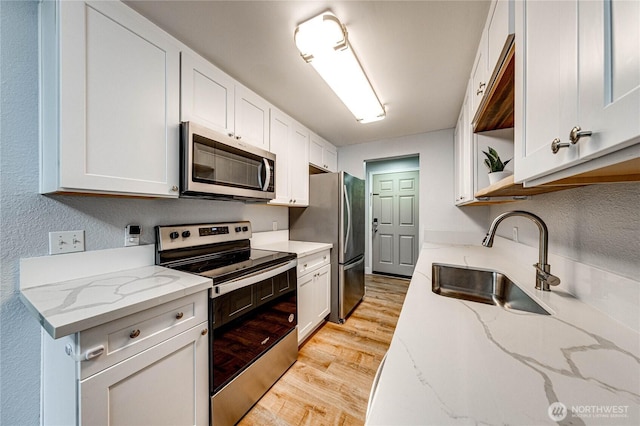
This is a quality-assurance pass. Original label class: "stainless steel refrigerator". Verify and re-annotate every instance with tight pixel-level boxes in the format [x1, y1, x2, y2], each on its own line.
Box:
[289, 171, 365, 323]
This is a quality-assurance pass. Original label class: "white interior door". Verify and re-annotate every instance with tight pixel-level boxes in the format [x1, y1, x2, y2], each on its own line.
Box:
[371, 171, 419, 277]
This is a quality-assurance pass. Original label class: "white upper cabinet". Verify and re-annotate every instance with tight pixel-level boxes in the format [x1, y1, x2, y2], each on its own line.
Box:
[268, 108, 309, 206]
[180, 52, 235, 136]
[181, 51, 270, 151]
[515, 0, 639, 184]
[309, 133, 338, 172]
[40, 0, 181, 197]
[454, 88, 473, 205]
[470, 0, 515, 122]
[234, 85, 271, 151]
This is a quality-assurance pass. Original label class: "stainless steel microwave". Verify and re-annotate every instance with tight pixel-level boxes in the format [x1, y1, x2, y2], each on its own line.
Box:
[180, 122, 275, 201]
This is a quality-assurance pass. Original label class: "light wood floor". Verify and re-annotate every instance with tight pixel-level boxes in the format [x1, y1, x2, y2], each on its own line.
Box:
[238, 274, 410, 426]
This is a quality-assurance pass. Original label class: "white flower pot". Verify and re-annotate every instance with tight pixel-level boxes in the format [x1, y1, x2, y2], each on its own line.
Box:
[488, 171, 512, 185]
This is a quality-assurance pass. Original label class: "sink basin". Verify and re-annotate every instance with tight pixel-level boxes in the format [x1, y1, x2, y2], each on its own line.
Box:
[432, 263, 550, 315]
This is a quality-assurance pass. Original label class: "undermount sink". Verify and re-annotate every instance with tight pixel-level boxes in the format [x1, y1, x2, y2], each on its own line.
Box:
[432, 263, 550, 315]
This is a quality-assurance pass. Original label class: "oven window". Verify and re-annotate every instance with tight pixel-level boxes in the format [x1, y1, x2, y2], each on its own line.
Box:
[192, 137, 274, 192]
[211, 269, 296, 394]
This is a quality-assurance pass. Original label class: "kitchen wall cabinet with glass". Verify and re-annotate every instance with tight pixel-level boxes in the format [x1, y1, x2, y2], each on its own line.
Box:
[309, 132, 338, 172]
[40, 0, 181, 198]
[514, 0, 640, 186]
[269, 108, 310, 207]
[181, 51, 270, 151]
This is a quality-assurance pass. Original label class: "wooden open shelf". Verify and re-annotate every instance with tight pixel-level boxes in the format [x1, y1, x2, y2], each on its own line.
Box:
[474, 42, 515, 133]
[474, 175, 570, 198]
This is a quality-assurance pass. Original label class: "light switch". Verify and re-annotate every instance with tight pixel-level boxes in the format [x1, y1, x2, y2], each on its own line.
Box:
[49, 231, 85, 255]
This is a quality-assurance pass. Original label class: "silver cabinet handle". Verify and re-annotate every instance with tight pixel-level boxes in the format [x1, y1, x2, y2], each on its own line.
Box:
[551, 138, 571, 154]
[175, 312, 184, 320]
[476, 82, 486, 96]
[129, 329, 141, 339]
[569, 126, 592, 144]
[201, 328, 208, 336]
[228, 133, 234, 138]
[170, 185, 178, 192]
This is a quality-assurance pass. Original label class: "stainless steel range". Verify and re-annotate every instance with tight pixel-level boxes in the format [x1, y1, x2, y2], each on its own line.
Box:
[155, 221, 298, 426]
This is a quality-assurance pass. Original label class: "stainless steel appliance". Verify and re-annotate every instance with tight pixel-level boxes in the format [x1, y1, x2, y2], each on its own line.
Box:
[289, 171, 365, 323]
[181, 121, 276, 201]
[155, 222, 297, 426]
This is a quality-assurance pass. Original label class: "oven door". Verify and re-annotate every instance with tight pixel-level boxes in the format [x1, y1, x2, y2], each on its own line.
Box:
[181, 121, 275, 200]
[210, 266, 297, 426]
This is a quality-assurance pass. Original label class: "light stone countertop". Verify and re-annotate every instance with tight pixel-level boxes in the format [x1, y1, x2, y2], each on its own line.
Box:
[253, 240, 332, 257]
[366, 238, 640, 425]
[20, 247, 211, 339]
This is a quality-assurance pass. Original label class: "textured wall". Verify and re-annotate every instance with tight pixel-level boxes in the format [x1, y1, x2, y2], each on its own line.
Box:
[488, 183, 640, 280]
[0, 2, 286, 423]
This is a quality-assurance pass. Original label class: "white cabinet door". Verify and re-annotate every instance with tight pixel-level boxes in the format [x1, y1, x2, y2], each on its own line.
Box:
[180, 51, 235, 136]
[268, 109, 309, 206]
[269, 109, 293, 205]
[314, 264, 331, 323]
[486, 0, 515, 82]
[290, 122, 310, 205]
[577, 0, 640, 160]
[309, 132, 338, 172]
[323, 144, 338, 172]
[469, 31, 488, 120]
[41, 0, 180, 197]
[80, 323, 209, 426]
[454, 90, 473, 205]
[235, 85, 270, 150]
[297, 272, 315, 344]
[515, 0, 639, 185]
[514, 0, 579, 182]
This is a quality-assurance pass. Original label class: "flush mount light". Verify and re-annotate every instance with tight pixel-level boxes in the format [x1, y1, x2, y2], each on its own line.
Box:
[294, 11, 386, 124]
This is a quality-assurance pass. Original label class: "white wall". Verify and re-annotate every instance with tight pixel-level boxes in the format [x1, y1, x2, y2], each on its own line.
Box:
[0, 2, 287, 423]
[338, 130, 490, 260]
[488, 183, 640, 280]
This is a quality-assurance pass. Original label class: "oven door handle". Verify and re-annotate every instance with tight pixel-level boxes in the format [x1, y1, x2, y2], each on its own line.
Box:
[211, 259, 297, 298]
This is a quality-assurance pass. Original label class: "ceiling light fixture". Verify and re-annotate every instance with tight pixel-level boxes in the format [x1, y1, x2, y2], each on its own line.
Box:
[294, 11, 386, 124]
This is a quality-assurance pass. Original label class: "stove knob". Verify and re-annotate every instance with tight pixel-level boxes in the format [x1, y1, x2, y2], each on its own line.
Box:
[182, 230, 191, 238]
[242, 226, 249, 232]
[235, 227, 241, 233]
[169, 231, 179, 240]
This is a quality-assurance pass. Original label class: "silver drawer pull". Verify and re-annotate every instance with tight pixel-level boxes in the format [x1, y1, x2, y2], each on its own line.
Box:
[175, 312, 184, 320]
[201, 328, 208, 336]
[129, 329, 141, 339]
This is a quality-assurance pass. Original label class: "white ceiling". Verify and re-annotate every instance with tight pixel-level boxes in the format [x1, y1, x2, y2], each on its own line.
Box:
[125, 0, 491, 146]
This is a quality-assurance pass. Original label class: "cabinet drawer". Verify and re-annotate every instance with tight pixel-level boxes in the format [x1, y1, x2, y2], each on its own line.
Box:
[79, 291, 208, 379]
[297, 250, 330, 276]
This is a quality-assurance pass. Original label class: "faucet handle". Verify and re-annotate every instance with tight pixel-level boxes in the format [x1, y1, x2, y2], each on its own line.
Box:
[533, 264, 561, 287]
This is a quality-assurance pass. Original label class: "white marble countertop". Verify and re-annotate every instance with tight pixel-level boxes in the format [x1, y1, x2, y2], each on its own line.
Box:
[366, 238, 640, 425]
[20, 246, 211, 339]
[253, 240, 332, 258]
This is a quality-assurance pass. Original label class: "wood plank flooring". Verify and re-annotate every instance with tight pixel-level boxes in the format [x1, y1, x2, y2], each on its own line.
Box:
[238, 274, 410, 426]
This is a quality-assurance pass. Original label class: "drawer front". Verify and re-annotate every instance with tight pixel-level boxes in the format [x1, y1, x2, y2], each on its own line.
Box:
[79, 291, 208, 379]
[297, 250, 330, 277]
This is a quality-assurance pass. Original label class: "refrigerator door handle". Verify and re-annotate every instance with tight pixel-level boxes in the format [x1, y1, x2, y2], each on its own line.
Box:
[343, 184, 351, 255]
[343, 256, 364, 271]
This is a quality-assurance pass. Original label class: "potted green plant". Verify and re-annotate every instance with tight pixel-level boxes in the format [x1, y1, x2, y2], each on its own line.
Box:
[482, 147, 512, 184]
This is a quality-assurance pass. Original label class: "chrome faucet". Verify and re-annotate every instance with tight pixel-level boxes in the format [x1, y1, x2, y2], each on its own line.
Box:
[482, 210, 561, 291]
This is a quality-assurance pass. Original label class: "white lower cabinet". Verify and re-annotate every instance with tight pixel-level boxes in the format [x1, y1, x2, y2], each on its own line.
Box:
[297, 250, 331, 345]
[42, 291, 209, 425]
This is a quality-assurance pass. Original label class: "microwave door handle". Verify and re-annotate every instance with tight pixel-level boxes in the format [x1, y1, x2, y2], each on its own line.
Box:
[261, 158, 271, 191]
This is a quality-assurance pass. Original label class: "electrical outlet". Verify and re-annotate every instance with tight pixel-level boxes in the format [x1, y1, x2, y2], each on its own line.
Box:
[272, 221, 278, 231]
[512, 227, 519, 242]
[49, 230, 85, 255]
